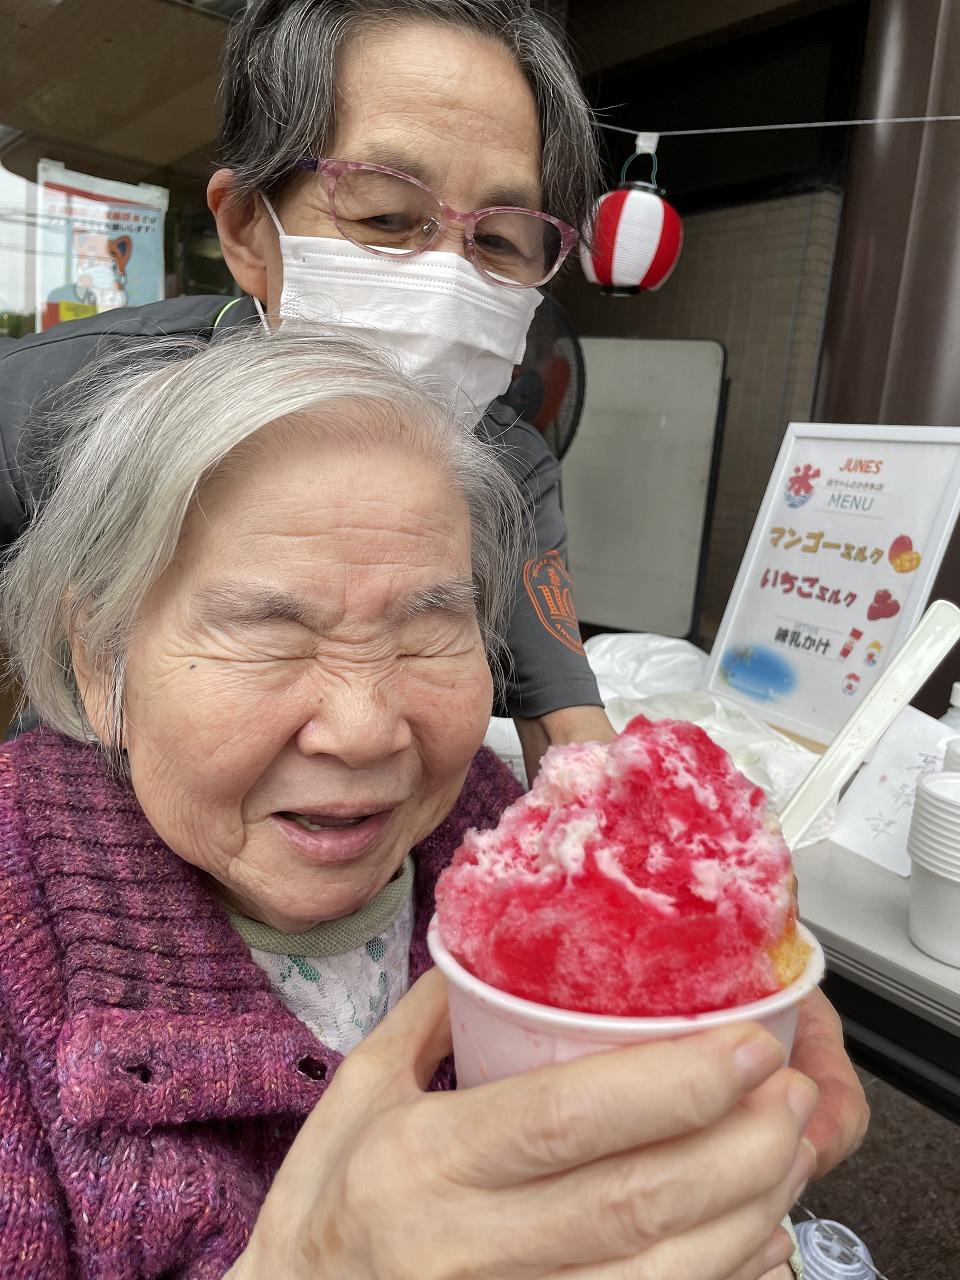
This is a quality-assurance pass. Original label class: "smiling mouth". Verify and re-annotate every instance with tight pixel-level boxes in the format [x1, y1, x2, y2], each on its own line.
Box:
[278, 810, 387, 831]
[272, 807, 398, 865]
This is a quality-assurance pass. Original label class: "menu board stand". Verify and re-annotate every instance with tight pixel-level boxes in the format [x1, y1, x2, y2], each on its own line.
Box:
[706, 424, 960, 746]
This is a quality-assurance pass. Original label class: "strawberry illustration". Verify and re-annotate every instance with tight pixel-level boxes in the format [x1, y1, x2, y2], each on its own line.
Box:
[867, 589, 901, 622]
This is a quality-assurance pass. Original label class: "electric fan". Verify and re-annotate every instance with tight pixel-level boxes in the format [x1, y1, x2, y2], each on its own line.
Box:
[503, 293, 585, 460]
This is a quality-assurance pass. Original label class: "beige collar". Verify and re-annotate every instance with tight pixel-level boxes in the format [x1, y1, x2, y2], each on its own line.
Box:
[227, 857, 414, 957]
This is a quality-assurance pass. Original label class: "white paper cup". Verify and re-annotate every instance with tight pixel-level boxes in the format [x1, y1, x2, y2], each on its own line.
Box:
[909, 808, 960, 842]
[428, 919, 825, 1087]
[944, 739, 960, 774]
[910, 845, 960, 880]
[908, 774, 960, 897]
[918, 799, 960, 826]
[916, 771, 960, 817]
[908, 820, 960, 860]
[910, 861, 960, 967]
[908, 825, 960, 869]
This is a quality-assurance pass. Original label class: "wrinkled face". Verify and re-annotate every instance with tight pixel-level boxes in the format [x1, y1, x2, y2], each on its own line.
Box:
[261, 21, 543, 310]
[109, 413, 493, 932]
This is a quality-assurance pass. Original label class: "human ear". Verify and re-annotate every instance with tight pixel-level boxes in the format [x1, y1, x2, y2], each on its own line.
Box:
[207, 168, 273, 303]
[69, 619, 119, 748]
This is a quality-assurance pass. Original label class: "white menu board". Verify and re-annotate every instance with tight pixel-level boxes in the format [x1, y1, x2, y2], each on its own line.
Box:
[706, 424, 960, 745]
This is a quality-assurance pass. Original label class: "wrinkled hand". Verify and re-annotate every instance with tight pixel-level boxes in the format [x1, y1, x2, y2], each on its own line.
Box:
[231, 969, 818, 1280]
[789, 987, 869, 1177]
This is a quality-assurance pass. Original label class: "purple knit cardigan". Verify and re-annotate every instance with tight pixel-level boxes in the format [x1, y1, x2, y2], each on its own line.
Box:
[0, 729, 521, 1279]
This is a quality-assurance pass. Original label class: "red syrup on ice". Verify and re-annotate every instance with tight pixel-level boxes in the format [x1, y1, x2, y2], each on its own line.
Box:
[435, 716, 797, 1017]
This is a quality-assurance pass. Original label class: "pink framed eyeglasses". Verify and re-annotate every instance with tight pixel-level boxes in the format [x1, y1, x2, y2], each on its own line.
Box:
[295, 158, 579, 288]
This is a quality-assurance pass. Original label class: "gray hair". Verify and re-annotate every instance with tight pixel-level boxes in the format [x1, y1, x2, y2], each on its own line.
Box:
[218, 0, 600, 236]
[0, 328, 528, 759]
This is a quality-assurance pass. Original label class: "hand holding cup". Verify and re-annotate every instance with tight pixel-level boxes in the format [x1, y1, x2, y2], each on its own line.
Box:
[231, 969, 816, 1280]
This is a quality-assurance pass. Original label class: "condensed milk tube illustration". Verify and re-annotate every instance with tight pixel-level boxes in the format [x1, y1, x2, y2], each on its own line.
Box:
[838, 627, 863, 660]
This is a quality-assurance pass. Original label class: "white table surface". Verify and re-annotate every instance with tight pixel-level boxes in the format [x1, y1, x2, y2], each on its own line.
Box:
[797, 838, 960, 1035]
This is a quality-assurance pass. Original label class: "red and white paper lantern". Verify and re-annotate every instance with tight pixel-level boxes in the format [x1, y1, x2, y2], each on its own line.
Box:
[580, 184, 683, 294]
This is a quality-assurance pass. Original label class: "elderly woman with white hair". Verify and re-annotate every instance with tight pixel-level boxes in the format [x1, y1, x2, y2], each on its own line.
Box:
[0, 0, 870, 1208]
[0, 331, 816, 1280]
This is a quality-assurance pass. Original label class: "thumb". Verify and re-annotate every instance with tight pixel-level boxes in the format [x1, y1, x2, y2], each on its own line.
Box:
[247, 970, 454, 1255]
[293, 970, 453, 1157]
[350, 967, 454, 1093]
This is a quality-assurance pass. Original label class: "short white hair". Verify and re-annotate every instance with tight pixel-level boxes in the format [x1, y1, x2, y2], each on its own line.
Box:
[1, 326, 527, 758]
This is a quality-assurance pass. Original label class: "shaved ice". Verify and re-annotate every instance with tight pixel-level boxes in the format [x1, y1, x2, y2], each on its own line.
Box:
[435, 716, 810, 1017]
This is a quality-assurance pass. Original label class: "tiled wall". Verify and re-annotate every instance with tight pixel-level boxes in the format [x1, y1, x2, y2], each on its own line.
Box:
[555, 189, 843, 643]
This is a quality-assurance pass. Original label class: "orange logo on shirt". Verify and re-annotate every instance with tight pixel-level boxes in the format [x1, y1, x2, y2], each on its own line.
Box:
[523, 551, 586, 655]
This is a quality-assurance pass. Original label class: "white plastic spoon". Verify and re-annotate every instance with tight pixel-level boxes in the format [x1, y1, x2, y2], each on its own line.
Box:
[779, 598, 960, 851]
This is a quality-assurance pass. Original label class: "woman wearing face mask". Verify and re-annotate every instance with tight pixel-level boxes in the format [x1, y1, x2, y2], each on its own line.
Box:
[0, 0, 606, 785]
[0, 0, 866, 1204]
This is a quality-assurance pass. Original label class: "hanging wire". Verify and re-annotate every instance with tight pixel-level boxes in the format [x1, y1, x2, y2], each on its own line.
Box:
[598, 113, 960, 139]
[619, 149, 658, 185]
[794, 1204, 893, 1280]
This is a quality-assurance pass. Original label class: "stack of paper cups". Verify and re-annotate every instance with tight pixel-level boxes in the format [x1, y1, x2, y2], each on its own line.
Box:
[795, 1219, 876, 1280]
[944, 737, 960, 773]
[907, 772, 960, 967]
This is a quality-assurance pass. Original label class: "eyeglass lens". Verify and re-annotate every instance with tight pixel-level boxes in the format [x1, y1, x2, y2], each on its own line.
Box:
[330, 167, 562, 285]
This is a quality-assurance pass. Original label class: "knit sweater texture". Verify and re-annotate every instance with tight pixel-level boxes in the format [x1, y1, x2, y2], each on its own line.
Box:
[0, 729, 520, 1279]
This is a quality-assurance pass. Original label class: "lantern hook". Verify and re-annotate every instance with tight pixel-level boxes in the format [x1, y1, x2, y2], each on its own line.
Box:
[620, 131, 660, 187]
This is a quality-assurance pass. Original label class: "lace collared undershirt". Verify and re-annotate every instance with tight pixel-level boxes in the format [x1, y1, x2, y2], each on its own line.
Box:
[227, 857, 415, 1055]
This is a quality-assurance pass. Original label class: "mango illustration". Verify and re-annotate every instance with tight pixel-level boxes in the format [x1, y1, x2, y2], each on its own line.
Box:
[888, 534, 921, 573]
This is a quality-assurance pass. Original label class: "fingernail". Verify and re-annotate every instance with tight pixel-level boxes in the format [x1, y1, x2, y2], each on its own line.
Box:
[762, 1226, 794, 1271]
[788, 1137, 818, 1199]
[734, 1033, 785, 1089]
[788, 1077, 819, 1128]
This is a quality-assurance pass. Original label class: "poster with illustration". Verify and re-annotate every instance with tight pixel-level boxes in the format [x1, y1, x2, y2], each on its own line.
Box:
[35, 161, 168, 331]
[706, 424, 960, 745]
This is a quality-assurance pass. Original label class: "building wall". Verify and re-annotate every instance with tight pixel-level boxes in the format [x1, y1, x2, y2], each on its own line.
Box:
[555, 189, 842, 642]
[813, 0, 960, 716]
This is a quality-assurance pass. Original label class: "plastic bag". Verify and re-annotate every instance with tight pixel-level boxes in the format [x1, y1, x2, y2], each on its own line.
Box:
[482, 716, 528, 786]
[583, 632, 708, 702]
[484, 633, 707, 780]
[484, 633, 703, 783]
[483, 632, 833, 845]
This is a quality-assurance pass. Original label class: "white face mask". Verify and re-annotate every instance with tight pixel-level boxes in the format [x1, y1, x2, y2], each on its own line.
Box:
[260, 197, 542, 414]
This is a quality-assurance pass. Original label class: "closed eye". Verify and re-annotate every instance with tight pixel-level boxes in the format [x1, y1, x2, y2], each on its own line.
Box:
[396, 632, 477, 662]
[397, 646, 458, 660]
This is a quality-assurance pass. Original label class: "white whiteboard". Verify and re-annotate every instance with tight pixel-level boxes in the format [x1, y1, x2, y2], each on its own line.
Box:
[562, 337, 724, 636]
